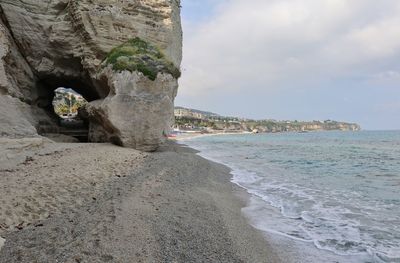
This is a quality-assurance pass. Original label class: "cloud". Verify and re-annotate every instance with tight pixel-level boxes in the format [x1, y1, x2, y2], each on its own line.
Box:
[179, 0, 400, 98]
[371, 70, 400, 83]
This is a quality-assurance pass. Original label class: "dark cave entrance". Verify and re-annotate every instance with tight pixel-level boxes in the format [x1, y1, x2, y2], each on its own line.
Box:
[34, 76, 102, 143]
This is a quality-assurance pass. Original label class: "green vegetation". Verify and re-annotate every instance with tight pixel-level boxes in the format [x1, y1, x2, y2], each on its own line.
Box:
[104, 37, 181, 81]
[174, 107, 361, 132]
[175, 117, 216, 129]
[53, 89, 87, 117]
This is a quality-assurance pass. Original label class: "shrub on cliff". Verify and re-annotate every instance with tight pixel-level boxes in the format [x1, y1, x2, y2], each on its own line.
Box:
[104, 37, 181, 81]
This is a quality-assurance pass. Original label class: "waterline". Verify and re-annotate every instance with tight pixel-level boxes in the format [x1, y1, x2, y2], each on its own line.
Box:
[183, 131, 400, 262]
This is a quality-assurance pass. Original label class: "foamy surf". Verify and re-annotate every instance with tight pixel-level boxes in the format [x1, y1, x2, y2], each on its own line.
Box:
[183, 131, 400, 263]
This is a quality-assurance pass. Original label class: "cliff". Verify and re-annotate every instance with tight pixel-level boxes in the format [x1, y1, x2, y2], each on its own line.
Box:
[242, 120, 361, 133]
[174, 107, 361, 133]
[0, 0, 182, 151]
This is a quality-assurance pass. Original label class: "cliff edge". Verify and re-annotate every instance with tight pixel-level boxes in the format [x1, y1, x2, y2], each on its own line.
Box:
[0, 0, 182, 151]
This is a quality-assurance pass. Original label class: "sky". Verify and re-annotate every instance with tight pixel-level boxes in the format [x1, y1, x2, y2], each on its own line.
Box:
[175, 0, 400, 130]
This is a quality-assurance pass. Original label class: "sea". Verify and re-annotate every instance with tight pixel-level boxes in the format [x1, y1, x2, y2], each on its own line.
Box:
[181, 131, 400, 263]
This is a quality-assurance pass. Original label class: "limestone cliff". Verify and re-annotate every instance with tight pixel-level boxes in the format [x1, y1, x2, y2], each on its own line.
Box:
[174, 107, 362, 133]
[0, 0, 182, 151]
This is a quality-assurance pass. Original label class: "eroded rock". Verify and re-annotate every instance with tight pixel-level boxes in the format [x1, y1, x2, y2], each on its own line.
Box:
[0, 0, 182, 151]
[87, 68, 178, 151]
[0, 237, 4, 251]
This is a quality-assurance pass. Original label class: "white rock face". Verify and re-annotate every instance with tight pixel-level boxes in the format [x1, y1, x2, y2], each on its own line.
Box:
[0, 236, 4, 252]
[0, 95, 37, 137]
[0, 0, 182, 78]
[87, 69, 178, 151]
[0, 0, 182, 151]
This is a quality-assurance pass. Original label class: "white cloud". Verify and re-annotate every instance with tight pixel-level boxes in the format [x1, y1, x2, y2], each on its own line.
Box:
[179, 0, 400, 97]
[369, 70, 400, 86]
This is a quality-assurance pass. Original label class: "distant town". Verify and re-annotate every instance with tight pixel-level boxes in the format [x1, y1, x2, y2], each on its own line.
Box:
[174, 107, 361, 134]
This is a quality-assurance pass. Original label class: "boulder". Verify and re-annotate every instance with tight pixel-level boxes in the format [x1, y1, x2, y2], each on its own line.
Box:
[87, 69, 178, 151]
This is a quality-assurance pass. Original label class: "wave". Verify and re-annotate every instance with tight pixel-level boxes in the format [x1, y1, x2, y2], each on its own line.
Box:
[181, 135, 400, 263]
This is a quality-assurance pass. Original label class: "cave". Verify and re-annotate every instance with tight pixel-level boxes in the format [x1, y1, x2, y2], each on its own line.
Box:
[0, 0, 181, 151]
[33, 75, 104, 142]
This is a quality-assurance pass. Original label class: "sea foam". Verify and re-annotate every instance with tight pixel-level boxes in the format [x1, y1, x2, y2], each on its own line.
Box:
[182, 131, 400, 263]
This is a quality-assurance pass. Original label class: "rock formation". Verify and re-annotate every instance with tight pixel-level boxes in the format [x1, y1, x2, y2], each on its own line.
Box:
[174, 107, 362, 133]
[0, 0, 182, 151]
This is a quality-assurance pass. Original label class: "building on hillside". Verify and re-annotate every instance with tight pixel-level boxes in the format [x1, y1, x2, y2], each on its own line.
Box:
[174, 108, 190, 117]
[174, 108, 205, 120]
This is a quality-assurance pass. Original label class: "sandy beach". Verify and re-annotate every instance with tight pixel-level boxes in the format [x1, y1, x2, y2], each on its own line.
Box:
[0, 138, 282, 262]
[172, 131, 251, 142]
[0, 137, 372, 263]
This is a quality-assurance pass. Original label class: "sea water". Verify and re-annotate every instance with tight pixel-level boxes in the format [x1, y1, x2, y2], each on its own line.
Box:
[182, 131, 400, 262]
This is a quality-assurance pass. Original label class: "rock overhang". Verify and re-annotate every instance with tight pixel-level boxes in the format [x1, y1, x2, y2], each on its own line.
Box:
[0, 0, 182, 151]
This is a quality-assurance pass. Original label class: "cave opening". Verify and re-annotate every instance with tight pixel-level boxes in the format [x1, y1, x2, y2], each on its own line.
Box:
[52, 87, 88, 142]
[34, 76, 103, 143]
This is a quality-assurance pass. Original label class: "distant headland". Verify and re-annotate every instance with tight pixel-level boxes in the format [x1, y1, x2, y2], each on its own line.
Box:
[174, 107, 361, 133]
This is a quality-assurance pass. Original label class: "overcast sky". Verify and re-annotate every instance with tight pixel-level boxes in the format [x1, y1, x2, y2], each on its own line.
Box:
[176, 0, 400, 130]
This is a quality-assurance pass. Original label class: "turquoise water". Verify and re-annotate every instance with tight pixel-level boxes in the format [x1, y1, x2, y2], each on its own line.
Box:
[183, 131, 400, 262]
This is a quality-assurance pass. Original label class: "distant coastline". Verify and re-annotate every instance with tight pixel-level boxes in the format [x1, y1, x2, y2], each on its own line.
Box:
[174, 106, 361, 134]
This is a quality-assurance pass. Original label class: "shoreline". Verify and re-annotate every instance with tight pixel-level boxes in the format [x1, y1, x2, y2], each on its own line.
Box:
[0, 137, 371, 262]
[181, 134, 375, 263]
[0, 139, 279, 262]
[173, 131, 251, 141]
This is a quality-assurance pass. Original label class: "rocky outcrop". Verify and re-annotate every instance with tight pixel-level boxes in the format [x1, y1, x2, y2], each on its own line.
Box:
[86, 69, 178, 151]
[245, 122, 361, 133]
[175, 108, 361, 133]
[0, 0, 182, 151]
